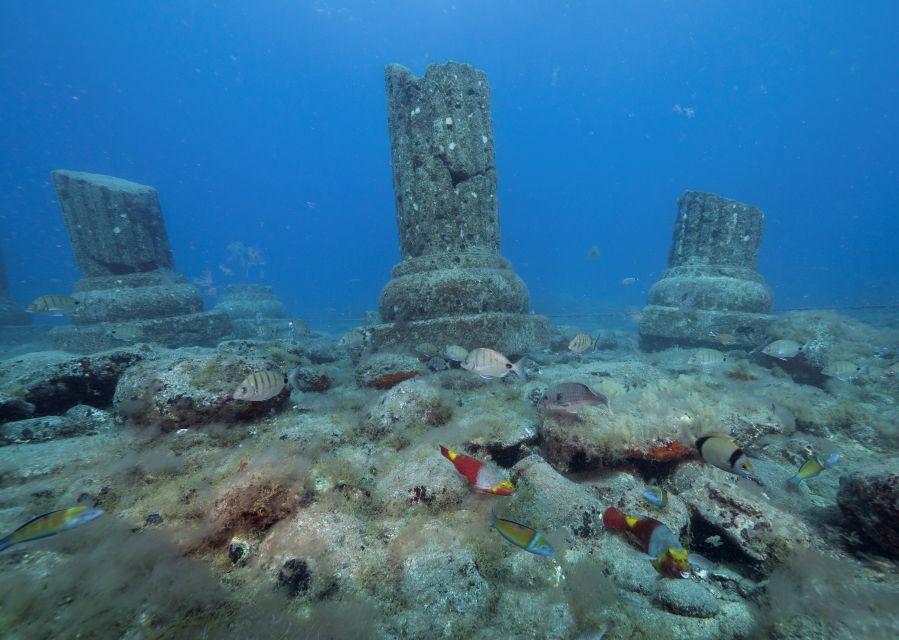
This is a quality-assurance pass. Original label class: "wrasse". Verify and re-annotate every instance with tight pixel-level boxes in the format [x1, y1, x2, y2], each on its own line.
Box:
[440, 446, 514, 496]
[0, 506, 104, 552]
[789, 453, 840, 486]
[602, 507, 691, 579]
[489, 511, 555, 557]
[642, 486, 668, 509]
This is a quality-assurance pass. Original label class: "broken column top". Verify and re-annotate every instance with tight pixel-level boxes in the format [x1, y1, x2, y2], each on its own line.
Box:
[51, 169, 175, 277]
[669, 191, 764, 270]
[385, 61, 500, 259]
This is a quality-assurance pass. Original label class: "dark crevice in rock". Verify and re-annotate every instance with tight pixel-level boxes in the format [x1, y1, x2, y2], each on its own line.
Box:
[687, 511, 764, 581]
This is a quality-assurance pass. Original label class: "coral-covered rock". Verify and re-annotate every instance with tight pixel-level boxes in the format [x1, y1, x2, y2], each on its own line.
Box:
[837, 466, 899, 559]
[113, 350, 291, 430]
[206, 479, 306, 546]
[671, 462, 815, 572]
[365, 378, 451, 439]
[0, 347, 149, 419]
[0, 404, 116, 445]
[372, 445, 468, 516]
[288, 365, 333, 393]
[355, 352, 422, 389]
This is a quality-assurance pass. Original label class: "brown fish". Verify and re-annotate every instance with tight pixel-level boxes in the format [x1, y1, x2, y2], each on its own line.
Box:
[539, 382, 610, 414]
[232, 370, 287, 401]
[462, 348, 523, 379]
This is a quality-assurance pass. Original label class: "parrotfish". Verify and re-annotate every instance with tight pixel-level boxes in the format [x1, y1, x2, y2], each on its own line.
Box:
[0, 506, 104, 552]
[642, 486, 668, 509]
[539, 382, 610, 414]
[696, 435, 753, 479]
[489, 511, 555, 557]
[602, 507, 690, 578]
[439, 446, 514, 496]
[462, 348, 523, 380]
[789, 453, 840, 485]
[232, 370, 287, 401]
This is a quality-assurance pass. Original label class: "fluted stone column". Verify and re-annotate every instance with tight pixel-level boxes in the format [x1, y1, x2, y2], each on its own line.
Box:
[0, 248, 30, 326]
[370, 62, 548, 353]
[48, 170, 230, 352]
[639, 191, 773, 350]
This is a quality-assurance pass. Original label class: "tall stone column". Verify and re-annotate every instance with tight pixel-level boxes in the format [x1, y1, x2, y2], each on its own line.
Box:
[639, 191, 773, 350]
[48, 170, 230, 352]
[371, 62, 548, 353]
[0, 248, 30, 326]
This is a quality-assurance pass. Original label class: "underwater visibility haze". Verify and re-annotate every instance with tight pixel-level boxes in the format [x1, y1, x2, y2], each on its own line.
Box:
[0, 2, 898, 639]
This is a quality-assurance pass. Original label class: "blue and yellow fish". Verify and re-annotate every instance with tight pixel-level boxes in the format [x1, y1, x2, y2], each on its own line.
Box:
[789, 453, 840, 486]
[0, 506, 104, 552]
[489, 510, 555, 557]
[642, 486, 668, 509]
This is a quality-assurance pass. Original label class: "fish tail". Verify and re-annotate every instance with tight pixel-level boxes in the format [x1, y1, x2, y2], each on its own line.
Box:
[602, 507, 628, 531]
[511, 358, 526, 379]
[787, 475, 802, 486]
[489, 508, 498, 530]
[0, 537, 10, 553]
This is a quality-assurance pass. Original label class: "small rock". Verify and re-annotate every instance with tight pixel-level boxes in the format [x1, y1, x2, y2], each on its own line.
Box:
[144, 513, 164, 526]
[288, 366, 333, 393]
[228, 538, 251, 564]
[656, 580, 720, 618]
[355, 352, 422, 389]
[365, 378, 451, 438]
[837, 467, 899, 559]
[0, 415, 83, 445]
[277, 558, 312, 597]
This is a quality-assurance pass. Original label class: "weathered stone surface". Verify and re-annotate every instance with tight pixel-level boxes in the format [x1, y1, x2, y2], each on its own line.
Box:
[354, 352, 422, 389]
[640, 192, 774, 351]
[372, 444, 467, 516]
[0, 248, 30, 327]
[51, 170, 174, 277]
[0, 347, 149, 420]
[377, 62, 548, 353]
[656, 580, 720, 618]
[837, 466, 899, 559]
[214, 284, 290, 340]
[365, 378, 451, 439]
[113, 350, 290, 430]
[0, 405, 114, 445]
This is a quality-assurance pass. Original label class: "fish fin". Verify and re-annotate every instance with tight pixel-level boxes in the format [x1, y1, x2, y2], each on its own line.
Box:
[787, 475, 802, 486]
[601, 507, 628, 531]
[592, 334, 599, 352]
[511, 358, 526, 379]
[488, 508, 498, 530]
[688, 552, 713, 570]
[0, 537, 10, 552]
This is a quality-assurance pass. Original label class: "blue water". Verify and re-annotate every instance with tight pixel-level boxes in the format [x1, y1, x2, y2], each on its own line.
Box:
[2, 2, 898, 327]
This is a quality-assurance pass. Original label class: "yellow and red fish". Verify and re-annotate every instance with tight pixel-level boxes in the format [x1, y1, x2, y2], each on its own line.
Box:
[603, 507, 691, 578]
[0, 506, 104, 552]
[440, 446, 514, 496]
[489, 510, 555, 557]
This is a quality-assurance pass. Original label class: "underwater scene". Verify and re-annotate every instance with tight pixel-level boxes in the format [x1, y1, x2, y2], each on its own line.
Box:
[1, 2, 898, 639]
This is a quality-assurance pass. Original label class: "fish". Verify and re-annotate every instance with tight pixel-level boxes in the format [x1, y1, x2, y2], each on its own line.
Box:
[709, 330, 736, 346]
[489, 510, 555, 557]
[587, 246, 600, 260]
[762, 339, 803, 360]
[602, 507, 690, 578]
[688, 348, 727, 371]
[0, 506, 104, 552]
[443, 345, 469, 362]
[642, 486, 668, 509]
[439, 446, 514, 496]
[788, 453, 840, 485]
[621, 277, 638, 286]
[822, 361, 866, 383]
[338, 328, 369, 348]
[882, 362, 899, 379]
[414, 342, 440, 358]
[539, 382, 610, 414]
[105, 323, 143, 341]
[462, 348, 523, 380]
[232, 370, 287, 401]
[575, 623, 614, 640]
[568, 333, 595, 354]
[26, 294, 80, 316]
[696, 435, 753, 479]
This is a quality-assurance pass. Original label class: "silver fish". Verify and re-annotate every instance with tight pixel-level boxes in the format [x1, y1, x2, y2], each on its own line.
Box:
[539, 382, 609, 414]
[26, 294, 80, 316]
[443, 345, 469, 362]
[462, 348, 523, 379]
[762, 339, 803, 360]
[568, 333, 595, 354]
[688, 348, 727, 370]
[232, 370, 287, 401]
[822, 361, 865, 383]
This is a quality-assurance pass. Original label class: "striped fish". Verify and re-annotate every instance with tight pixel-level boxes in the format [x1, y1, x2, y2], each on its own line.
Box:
[688, 348, 727, 371]
[232, 370, 287, 401]
[568, 333, 595, 354]
[26, 294, 80, 316]
[462, 348, 523, 379]
[489, 510, 555, 557]
[0, 506, 104, 552]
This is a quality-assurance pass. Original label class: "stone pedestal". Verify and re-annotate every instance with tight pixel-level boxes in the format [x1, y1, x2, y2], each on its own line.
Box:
[639, 191, 773, 350]
[371, 62, 548, 354]
[214, 284, 289, 339]
[48, 170, 230, 352]
[0, 248, 30, 327]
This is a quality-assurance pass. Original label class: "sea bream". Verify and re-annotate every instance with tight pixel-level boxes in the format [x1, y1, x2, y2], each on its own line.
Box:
[26, 294, 80, 316]
[568, 333, 595, 354]
[539, 382, 610, 414]
[232, 370, 288, 401]
[462, 348, 523, 380]
[761, 339, 803, 360]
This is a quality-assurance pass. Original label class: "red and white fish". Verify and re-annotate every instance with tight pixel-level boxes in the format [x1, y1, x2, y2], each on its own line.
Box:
[439, 446, 515, 496]
[603, 507, 694, 579]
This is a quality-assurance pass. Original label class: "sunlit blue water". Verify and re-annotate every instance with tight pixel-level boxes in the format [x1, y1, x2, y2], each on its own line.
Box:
[2, 1, 897, 328]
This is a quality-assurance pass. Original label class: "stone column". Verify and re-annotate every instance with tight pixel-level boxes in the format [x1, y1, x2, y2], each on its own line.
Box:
[639, 191, 773, 350]
[48, 170, 230, 352]
[0, 248, 30, 326]
[371, 62, 548, 353]
[214, 284, 288, 339]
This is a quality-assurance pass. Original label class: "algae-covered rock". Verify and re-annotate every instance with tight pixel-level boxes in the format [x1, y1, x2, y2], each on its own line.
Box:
[837, 465, 899, 559]
[365, 378, 451, 440]
[355, 352, 422, 389]
[372, 445, 468, 517]
[113, 350, 290, 430]
[656, 579, 720, 618]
